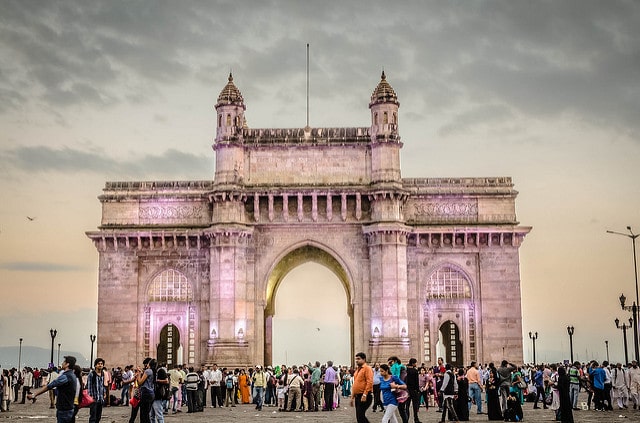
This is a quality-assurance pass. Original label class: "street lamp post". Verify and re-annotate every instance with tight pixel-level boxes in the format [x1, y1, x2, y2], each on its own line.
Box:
[90, 334, 96, 366]
[18, 338, 23, 370]
[608, 226, 640, 362]
[49, 329, 57, 367]
[619, 293, 639, 363]
[605, 340, 610, 362]
[529, 331, 538, 365]
[57, 343, 61, 367]
[567, 326, 575, 363]
[615, 317, 633, 364]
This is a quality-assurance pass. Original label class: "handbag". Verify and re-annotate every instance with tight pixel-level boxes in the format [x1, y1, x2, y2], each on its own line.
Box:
[517, 380, 527, 389]
[394, 388, 410, 403]
[129, 387, 141, 408]
[78, 389, 95, 408]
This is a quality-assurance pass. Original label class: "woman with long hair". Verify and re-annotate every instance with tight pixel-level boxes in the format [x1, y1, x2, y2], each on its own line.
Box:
[135, 358, 156, 423]
[379, 363, 407, 423]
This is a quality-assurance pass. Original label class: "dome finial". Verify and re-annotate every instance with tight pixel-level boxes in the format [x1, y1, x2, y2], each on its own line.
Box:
[228, 71, 233, 82]
[370, 70, 399, 108]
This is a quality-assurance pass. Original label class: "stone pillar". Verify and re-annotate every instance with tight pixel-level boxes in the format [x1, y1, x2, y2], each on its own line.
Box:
[364, 224, 411, 363]
[206, 228, 253, 367]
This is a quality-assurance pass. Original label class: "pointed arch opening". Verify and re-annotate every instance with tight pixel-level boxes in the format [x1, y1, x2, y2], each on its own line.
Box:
[264, 245, 353, 366]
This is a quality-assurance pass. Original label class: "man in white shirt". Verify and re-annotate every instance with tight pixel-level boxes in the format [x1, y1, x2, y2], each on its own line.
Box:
[209, 364, 223, 408]
[201, 366, 211, 408]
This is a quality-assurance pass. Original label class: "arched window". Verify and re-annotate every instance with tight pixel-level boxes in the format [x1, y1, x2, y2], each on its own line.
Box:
[393, 112, 397, 125]
[425, 266, 471, 299]
[148, 269, 193, 302]
[218, 114, 222, 128]
[383, 111, 388, 124]
[374, 112, 378, 125]
[226, 114, 232, 126]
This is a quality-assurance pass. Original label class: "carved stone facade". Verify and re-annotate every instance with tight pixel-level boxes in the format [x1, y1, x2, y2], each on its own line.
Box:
[87, 72, 531, 367]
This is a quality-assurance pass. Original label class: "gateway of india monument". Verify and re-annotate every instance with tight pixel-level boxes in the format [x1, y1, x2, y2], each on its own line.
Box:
[87, 72, 531, 368]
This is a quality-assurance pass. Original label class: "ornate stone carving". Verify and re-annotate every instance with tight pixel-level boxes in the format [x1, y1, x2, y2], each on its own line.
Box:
[140, 205, 204, 220]
[413, 201, 478, 218]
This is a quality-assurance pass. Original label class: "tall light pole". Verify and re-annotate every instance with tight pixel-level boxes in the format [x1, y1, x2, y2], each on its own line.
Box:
[529, 331, 538, 365]
[18, 338, 23, 370]
[90, 334, 96, 366]
[57, 343, 61, 367]
[608, 226, 640, 362]
[49, 329, 57, 367]
[605, 340, 610, 362]
[567, 326, 575, 363]
[615, 317, 633, 364]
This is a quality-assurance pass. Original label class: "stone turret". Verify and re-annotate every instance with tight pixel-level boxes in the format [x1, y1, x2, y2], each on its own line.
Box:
[369, 70, 400, 141]
[214, 73, 246, 185]
[368, 71, 402, 184]
[215, 73, 246, 142]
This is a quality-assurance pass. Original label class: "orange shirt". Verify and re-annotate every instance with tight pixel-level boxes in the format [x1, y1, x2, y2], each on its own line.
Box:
[351, 363, 374, 398]
[466, 366, 483, 387]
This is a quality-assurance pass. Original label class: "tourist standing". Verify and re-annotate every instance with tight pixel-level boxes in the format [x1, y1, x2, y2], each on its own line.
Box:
[404, 358, 421, 423]
[252, 365, 266, 411]
[135, 358, 155, 423]
[533, 364, 548, 409]
[466, 361, 483, 415]
[350, 352, 374, 423]
[438, 364, 459, 423]
[87, 358, 108, 423]
[454, 368, 469, 421]
[28, 356, 78, 423]
[323, 361, 337, 410]
[373, 363, 384, 412]
[556, 366, 574, 423]
[497, 360, 516, 412]
[486, 363, 502, 421]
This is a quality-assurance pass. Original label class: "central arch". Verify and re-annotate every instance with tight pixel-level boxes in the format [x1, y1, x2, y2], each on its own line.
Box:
[264, 244, 354, 365]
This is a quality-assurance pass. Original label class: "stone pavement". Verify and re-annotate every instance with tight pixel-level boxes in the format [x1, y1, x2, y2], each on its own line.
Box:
[2, 393, 638, 422]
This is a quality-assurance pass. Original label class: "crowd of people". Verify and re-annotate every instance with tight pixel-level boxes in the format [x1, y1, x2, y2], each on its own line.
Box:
[4, 354, 640, 423]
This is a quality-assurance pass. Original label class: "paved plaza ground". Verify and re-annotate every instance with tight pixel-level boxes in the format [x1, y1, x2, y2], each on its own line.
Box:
[2, 392, 638, 423]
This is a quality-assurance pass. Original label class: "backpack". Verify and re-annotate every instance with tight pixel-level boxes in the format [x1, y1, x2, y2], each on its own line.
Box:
[225, 375, 234, 389]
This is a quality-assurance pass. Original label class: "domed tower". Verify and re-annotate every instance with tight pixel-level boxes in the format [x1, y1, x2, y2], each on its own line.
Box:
[213, 73, 246, 185]
[215, 73, 246, 142]
[369, 71, 402, 184]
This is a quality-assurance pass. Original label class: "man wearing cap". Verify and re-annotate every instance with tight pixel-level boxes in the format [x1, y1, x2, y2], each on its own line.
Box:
[28, 356, 78, 423]
[252, 365, 266, 411]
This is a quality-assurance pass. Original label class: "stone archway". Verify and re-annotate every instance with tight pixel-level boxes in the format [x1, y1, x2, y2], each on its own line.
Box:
[263, 245, 353, 366]
[437, 320, 463, 367]
[157, 323, 182, 366]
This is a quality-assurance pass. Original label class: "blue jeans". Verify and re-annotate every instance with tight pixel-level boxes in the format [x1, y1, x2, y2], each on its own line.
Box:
[121, 383, 131, 404]
[254, 386, 264, 408]
[150, 399, 165, 423]
[469, 382, 482, 413]
[569, 383, 580, 409]
[56, 409, 74, 423]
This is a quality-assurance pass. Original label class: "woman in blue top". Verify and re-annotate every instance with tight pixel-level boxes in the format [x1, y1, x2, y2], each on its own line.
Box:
[379, 363, 407, 423]
[134, 358, 155, 423]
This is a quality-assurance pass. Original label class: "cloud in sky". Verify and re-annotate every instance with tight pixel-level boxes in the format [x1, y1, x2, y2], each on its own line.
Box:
[0, 0, 638, 136]
[0, 261, 87, 272]
[0, 146, 212, 179]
